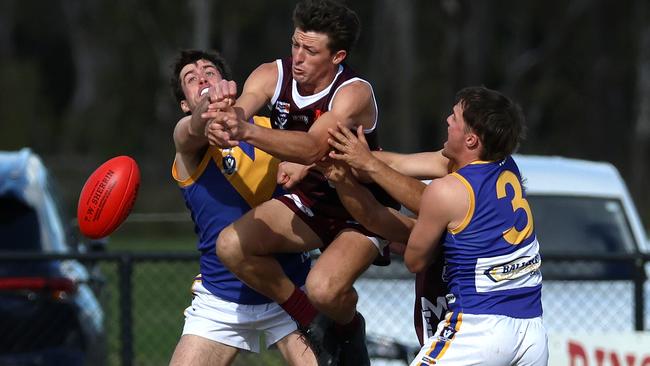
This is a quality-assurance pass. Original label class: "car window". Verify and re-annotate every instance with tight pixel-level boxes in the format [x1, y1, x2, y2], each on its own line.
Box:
[0, 196, 41, 251]
[529, 195, 636, 254]
[42, 174, 70, 251]
[528, 195, 637, 279]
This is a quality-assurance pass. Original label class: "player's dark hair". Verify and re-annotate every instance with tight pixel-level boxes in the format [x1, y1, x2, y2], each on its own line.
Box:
[292, 0, 360, 54]
[455, 86, 526, 161]
[170, 49, 232, 105]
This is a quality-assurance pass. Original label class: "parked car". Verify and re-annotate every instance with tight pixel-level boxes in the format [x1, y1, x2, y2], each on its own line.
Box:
[0, 148, 106, 366]
[517, 154, 650, 332]
[355, 154, 650, 365]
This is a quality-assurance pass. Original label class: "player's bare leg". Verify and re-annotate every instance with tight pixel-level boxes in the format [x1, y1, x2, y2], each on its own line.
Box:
[305, 230, 376, 323]
[217, 199, 322, 304]
[216, 199, 340, 365]
[306, 229, 377, 365]
[169, 335, 238, 366]
[275, 330, 318, 366]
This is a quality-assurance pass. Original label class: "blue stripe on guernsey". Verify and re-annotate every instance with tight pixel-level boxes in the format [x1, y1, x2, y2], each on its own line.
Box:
[443, 156, 543, 318]
[171, 116, 310, 305]
[418, 311, 463, 365]
[236, 132, 256, 160]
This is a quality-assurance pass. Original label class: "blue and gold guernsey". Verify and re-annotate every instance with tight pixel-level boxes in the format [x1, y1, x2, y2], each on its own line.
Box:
[444, 156, 542, 318]
[172, 116, 311, 305]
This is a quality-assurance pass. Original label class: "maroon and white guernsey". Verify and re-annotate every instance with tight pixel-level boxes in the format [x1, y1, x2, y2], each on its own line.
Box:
[268, 57, 395, 221]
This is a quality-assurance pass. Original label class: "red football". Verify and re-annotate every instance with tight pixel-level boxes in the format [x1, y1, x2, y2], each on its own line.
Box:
[77, 156, 140, 239]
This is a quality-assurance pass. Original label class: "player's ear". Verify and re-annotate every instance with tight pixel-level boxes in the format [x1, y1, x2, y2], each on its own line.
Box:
[180, 100, 190, 114]
[465, 132, 480, 150]
[332, 50, 347, 65]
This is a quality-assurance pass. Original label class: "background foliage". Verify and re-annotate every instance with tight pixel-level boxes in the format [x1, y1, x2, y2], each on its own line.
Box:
[1, 0, 649, 225]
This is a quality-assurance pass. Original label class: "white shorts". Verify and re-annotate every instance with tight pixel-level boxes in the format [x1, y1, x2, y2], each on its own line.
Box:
[181, 281, 299, 353]
[410, 311, 548, 366]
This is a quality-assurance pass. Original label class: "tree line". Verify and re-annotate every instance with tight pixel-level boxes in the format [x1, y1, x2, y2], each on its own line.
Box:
[0, 0, 648, 226]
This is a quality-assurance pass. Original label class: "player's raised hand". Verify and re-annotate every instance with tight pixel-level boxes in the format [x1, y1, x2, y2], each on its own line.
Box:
[205, 120, 238, 148]
[277, 162, 312, 190]
[209, 108, 248, 141]
[320, 158, 352, 184]
[327, 123, 374, 172]
[207, 79, 237, 111]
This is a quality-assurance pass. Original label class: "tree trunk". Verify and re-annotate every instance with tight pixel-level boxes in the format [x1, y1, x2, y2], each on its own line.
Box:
[59, 2, 107, 153]
[368, 0, 415, 151]
[631, 0, 650, 221]
[0, 0, 15, 58]
[191, 0, 212, 50]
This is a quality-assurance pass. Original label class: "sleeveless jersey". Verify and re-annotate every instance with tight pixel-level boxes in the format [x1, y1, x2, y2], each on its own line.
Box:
[268, 57, 395, 219]
[172, 116, 311, 305]
[443, 156, 542, 318]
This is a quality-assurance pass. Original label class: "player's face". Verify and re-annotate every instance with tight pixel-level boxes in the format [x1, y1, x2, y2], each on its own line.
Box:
[442, 102, 469, 159]
[291, 29, 342, 92]
[179, 59, 223, 112]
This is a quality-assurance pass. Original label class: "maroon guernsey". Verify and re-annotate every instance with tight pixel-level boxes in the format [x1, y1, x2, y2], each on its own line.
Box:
[269, 57, 396, 244]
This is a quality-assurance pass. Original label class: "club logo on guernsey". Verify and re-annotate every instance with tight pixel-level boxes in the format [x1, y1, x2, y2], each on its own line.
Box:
[274, 101, 290, 129]
[222, 155, 236, 175]
[484, 253, 541, 283]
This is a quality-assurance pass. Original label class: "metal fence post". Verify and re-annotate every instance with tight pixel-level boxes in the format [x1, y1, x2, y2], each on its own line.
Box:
[119, 254, 134, 366]
[634, 257, 646, 331]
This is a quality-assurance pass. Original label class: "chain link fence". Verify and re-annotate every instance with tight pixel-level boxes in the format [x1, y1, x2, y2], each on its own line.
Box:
[1, 251, 649, 366]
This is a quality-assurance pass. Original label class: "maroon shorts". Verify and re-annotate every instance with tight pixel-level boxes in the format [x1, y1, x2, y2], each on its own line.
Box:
[413, 252, 448, 345]
[276, 194, 391, 266]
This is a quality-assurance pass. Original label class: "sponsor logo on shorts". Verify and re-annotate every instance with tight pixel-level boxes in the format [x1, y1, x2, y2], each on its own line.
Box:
[438, 325, 456, 342]
[420, 355, 438, 365]
[484, 253, 541, 283]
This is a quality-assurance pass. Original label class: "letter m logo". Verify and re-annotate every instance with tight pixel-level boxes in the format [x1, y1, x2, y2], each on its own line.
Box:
[421, 296, 448, 339]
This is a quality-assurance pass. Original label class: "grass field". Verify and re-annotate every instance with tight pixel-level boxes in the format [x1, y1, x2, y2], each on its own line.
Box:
[100, 232, 285, 366]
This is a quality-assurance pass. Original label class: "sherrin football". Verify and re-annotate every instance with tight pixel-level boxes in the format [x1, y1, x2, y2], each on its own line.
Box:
[77, 156, 140, 239]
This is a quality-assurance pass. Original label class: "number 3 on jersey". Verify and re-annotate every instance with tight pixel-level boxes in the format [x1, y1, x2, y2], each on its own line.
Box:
[496, 170, 533, 245]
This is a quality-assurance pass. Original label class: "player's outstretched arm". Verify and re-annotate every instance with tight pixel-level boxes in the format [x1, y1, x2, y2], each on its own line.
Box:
[324, 159, 414, 243]
[328, 124, 427, 214]
[173, 96, 212, 154]
[214, 80, 376, 165]
[235, 62, 279, 120]
[376, 150, 450, 180]
[201, 64, 276, 147]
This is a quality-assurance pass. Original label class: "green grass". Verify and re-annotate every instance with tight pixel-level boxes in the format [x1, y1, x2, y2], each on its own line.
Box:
[106, 233, 196, 252]
[98, 234, 284, 365]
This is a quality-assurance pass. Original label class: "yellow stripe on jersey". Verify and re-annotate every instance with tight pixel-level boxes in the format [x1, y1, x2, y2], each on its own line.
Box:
[172, 148, 213, 188]
[252, 115, 273, 129]
[171, 116, 280, 208]
[448, 173, 475, 234]
[468, 160, 492, 165]
[214, 116, 280, 208]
